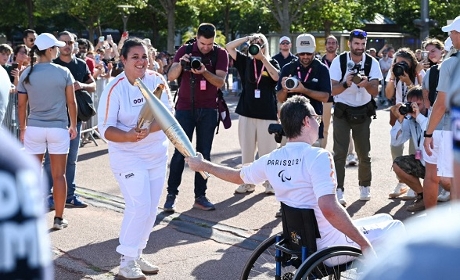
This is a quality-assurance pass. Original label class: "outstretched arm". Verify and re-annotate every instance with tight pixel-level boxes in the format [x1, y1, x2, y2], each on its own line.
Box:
[186, 153, 244, 184]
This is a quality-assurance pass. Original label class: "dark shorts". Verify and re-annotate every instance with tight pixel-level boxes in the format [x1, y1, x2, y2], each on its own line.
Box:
[393, 154, 425, 179]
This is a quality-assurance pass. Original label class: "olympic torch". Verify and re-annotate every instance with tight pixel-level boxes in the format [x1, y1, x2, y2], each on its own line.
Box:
[137, 84, 164, 130]
[134, 78, 210, 179]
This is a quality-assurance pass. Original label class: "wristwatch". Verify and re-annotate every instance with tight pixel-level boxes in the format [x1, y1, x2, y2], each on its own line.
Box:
[342, 82, 349, 89]
[423, 131, 433, 138]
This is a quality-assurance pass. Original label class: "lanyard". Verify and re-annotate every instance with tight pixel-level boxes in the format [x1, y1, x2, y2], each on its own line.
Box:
[253, 59, 265, 89]
[298, 66, 312, 83]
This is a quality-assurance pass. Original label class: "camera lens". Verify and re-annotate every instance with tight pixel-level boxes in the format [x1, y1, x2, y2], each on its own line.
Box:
[248, 44, 260, 55]
[190, 58, 201, 70]
[285, 77, 299, 90]
[398, 102, 413, 115]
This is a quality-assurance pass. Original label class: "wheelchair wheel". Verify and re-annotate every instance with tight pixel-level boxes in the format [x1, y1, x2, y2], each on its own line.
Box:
[293, 246, 363, 280]
[241, 235, 298, 280]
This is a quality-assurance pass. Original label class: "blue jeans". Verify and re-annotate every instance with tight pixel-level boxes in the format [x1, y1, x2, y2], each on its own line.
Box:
[167, 109, 218, 198]
[44, 122, 82, 199]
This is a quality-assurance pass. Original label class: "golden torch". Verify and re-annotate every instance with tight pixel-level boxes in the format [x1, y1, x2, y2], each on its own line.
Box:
[134, 78, 210, 179]
[137, 84, 165, 130]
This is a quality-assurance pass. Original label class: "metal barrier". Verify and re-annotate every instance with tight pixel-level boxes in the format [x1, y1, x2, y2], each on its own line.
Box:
[1, 92, 19, 139]
[80, 78, 108, 146]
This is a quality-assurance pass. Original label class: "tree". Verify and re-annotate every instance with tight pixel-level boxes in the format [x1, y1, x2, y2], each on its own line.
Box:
[262, 0, 309, 34]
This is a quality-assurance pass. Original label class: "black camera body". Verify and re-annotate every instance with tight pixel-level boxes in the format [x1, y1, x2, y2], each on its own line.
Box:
[349, 63, 364, 84]
[393, 61, 409, 78]
[398, 102, 414, 115]
[248, 43, 264, 55]
[181, 56, 202, 71]
[268, 123, 285, 144]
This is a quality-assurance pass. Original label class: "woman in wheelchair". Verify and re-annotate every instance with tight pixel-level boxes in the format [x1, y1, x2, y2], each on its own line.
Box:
[186, 95, 405, 279]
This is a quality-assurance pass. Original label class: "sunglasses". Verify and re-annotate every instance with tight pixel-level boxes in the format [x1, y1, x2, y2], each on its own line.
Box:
[63, 41, 74, 46]
[311, 115, 322, 125]
[351, 30, 367, 38]
[28, 38, 35, 42]
[280, 42, 290, 45]
[298, 52, 313, 56]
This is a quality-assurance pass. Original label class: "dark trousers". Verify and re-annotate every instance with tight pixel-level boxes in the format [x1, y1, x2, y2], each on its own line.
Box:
[167, 109, 218, 198]
[333, 115, 372, 190]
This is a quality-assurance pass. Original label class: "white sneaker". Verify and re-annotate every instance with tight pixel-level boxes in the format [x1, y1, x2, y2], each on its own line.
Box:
[263, 181, 275, 195]
[401, 189, 417, 200]
[118, 260, 146, 280]
[359, 186, 371, 201]
[336, 189, 347, 206]
[346, 154, 358, 166]
[437, 189, 451, 202]
[234, 184, 256, 194]
[389, 183, 409, 198]
[137, 257, 159, 274]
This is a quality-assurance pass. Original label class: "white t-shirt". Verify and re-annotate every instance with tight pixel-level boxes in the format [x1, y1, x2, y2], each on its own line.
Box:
[386, 70, 426, 103]
[329, 53, 383, 107]
[240, 142, 353, 250]
[379, 57, 393, 77]
[97, 70, 174, 173]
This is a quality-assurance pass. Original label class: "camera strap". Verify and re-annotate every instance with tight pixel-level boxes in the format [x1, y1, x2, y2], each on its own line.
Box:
[190, 73, 196, 118]
[253, 59, 265, 89]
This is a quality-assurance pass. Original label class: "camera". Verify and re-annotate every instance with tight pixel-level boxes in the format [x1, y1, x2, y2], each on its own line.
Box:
[393, 61, 409, 78]
[285, 77, 299, 90]
[398, 102, 414, 115]
[268, 123, 285, 144]
[181, 56, 202, 71]
[248, 43, 264, 55]
[348, 62, 364, 84]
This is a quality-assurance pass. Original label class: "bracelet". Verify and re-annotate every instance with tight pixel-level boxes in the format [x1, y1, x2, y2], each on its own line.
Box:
[342, 82, 349, 89]
[424, 131, 433, 138]
[389, 78, 395, 82]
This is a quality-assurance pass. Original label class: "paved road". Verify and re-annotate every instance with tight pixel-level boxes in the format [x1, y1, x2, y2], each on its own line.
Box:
[48, 95, 426, 279]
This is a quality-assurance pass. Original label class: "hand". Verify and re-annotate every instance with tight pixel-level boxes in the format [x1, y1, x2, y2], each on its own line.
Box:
[391, 103, 405, 123]
[253, 51, 265, 61]
[356, 76, 369, 88]
[73, 82, 82, 91]
[19, 129, 25, 143]
[191, 63, 206, 74]
[423, 136, 434, 156]
[344, 73, 353, 88]
[10, 68, 19, 78]
[409, 101, 420, 118]
[69, 126, 77, 140]
[185, 152, 205, 172]
[398, 72, 411, 85]
[179, 54, 191, 68]
[131, 128, 149, 142]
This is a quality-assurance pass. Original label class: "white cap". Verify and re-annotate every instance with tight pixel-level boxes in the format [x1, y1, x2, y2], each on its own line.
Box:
[279, 36, 291, 44]
[296, 34, 316, 54]
[445, 37, 453, 51]
[442, 15, 460, 32]
[35, 33, 65, 51]
[144, 38, 152, 46]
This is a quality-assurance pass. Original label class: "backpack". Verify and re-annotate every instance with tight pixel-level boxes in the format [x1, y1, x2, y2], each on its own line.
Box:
[338, 52, 377, 119]
[339, 52, 373, 83]
[428, 65, 439, 107]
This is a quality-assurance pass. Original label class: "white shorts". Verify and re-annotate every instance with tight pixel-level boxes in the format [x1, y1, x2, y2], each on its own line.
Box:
[422, 130, 453, 177]
[24, 126, 70, 155]
[437, 131, 453, 177]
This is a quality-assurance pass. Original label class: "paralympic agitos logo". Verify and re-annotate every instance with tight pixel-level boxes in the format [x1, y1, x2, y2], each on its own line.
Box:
[278, 170, 291, 182]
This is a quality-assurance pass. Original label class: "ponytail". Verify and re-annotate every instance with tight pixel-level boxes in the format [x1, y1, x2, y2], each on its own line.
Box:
[24, 45, 46, 85]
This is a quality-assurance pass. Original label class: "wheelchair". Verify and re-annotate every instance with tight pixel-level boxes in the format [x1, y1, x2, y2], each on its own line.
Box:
[240, 203, 364, 280]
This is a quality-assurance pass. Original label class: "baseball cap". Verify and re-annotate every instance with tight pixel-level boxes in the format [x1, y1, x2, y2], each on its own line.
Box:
[35, 33, 65, 51]
[279, 36, 291, 44]
[442, 16, 460, 32]
[296, 34, 316, 54]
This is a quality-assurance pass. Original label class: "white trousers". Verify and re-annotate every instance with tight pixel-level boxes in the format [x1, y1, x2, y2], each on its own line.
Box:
[114, 165, 166, 258]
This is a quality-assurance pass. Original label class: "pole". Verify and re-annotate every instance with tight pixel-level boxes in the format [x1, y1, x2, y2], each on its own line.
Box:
[420, 0, 429, 43]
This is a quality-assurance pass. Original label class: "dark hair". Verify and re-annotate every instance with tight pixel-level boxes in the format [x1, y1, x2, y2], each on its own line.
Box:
[22, 29, 36, 39]
[349, 29, 367, 41]
[0, 44, 12, 54]
[325, 35, 338, 44]
[197, 23, 216, 39]
[394, 48, 418, 84]
[13, 44, 28, 61]
[120, 38, 146, 59]
[57, 31, 74, 40]
[280, 95, 313, 139]
[77, 38, 88, 48]
[24, 45, 47, 85]
[406, 85, 423, 100]
[423, 38, 444, 50]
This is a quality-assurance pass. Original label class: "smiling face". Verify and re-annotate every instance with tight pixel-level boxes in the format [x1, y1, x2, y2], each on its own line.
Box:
[349, 38, 367, 57]
[121, 45, 148, 81]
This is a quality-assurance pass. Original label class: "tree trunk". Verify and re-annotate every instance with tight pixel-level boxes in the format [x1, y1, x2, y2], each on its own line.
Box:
[26, 0, 34, 28]
[159, 0, 177, 54]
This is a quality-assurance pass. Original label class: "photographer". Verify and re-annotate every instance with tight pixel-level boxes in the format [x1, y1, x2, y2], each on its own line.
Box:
[276, 33, 331, 147]
[165, 23, 229, 212]
[226, 33, 280, 195]
[390, 86, 432, 212]
[385, 48, 425, 199]
[329, 29, 382, 204]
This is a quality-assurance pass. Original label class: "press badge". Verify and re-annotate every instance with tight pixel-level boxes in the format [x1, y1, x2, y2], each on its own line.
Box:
[255, 89, 261, 98]
[200, 80, 206, 90]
